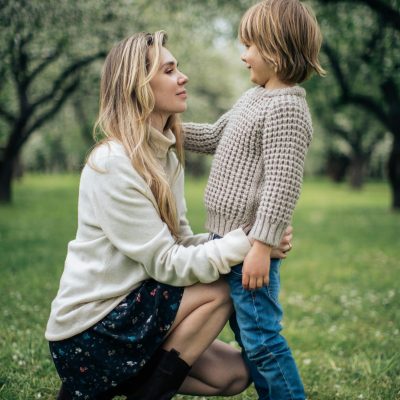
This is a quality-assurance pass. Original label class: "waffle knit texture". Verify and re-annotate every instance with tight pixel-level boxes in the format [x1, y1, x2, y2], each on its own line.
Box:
[184, 86, 313, 247]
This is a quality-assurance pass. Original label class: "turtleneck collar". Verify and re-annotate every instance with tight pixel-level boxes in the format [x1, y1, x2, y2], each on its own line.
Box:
[149, 126, 176, 158]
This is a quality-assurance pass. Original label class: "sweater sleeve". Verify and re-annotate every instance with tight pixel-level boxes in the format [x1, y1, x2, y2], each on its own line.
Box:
[90, 156, 251, 286]
[249, 101, 312, 246]
[177, 212, 209, 246]
[182, 109, 232, 155]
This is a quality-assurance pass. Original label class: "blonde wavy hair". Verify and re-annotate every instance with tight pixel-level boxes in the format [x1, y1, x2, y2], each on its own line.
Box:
[239, 0, 326, 84]
[92, 31, 184, 238]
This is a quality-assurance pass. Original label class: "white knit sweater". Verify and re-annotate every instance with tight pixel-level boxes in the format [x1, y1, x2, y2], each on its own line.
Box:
[45, 128, 251, 341]
[184, 86, 312, 247]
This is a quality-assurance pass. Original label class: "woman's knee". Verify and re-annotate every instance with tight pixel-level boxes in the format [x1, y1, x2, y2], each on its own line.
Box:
[170, 280, 232, 330]
[227, 374, 251, 396]
[205, 279, 231, 307]
[220, 349, 251, 395]
[188, 279, 231, 309]
[185, 339, 250, 396]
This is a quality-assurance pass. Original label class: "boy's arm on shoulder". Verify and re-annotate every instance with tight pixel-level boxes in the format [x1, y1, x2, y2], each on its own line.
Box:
[249, 101, 312, 247]
[182, 109, 232, 155]
[182, 89, 253, 154]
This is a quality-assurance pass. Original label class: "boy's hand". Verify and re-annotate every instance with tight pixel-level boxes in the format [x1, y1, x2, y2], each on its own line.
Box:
[242, 240, 272, 290]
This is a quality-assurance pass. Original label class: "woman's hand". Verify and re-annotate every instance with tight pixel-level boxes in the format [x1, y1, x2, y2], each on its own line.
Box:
[270, 225, 293, 259]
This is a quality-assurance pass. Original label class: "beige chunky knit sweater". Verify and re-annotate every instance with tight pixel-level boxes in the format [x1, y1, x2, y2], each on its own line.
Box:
[184, 86, 312, 247]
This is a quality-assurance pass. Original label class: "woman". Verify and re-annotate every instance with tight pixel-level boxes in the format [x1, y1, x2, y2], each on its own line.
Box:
[45, 31, 293, 400]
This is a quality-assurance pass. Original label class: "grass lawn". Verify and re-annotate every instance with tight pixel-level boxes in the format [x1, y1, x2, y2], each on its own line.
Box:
[0, 174, 399, 400]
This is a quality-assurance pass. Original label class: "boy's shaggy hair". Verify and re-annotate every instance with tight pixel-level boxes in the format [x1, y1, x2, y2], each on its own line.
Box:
[239, 0, 325, 84]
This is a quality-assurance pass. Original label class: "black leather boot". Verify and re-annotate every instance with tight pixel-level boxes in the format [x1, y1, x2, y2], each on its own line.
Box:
[56, 384, 72, 400]
[127, 348, 191, 400]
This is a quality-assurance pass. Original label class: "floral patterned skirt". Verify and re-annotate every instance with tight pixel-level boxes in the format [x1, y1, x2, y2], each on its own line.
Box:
[49, 279, 184, 399]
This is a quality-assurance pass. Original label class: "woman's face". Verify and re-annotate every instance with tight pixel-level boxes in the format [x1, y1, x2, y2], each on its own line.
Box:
[149, 47, 188, 123]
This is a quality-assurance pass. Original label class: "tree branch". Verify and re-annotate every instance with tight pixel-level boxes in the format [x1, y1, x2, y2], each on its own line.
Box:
[0, 63, 8, 95]
[322, 41, 390, 130]
[369, 130, 386, 149]
[322, 41, 350, 95]
[331, 126, 350, 142]
[10, 33, 33, 87]
[9, 38, 20, 84]
[320, 0, 400, 31]
[347, 93, 390, 130]
[30, 51, 106, 112]
[22, 78, 81, 145]
[26, 47, 63, 87]
[0, 106, 15, 125]
[360, 22, 384, 65]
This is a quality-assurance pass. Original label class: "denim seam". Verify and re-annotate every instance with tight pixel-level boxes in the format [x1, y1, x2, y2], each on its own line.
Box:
[265, 283, 279, 307]
[250, 290, 295, 400]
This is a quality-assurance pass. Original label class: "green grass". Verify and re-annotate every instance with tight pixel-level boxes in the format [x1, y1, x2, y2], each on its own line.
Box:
[0, 175, 399, 400]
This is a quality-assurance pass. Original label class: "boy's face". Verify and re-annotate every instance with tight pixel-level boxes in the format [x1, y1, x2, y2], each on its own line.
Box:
[241, 44, 275, 88]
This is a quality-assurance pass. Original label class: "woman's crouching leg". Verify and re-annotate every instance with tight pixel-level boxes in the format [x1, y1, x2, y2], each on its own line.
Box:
[179, 339, 250, 396]
[162, 278, 233, 365]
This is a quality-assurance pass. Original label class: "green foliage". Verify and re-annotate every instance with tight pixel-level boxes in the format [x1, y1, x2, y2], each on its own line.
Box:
[308, 0, 400, 187]
[4, 0, 254, 176]
[0, 175, 399, 399]
[2, 0, 397, 190]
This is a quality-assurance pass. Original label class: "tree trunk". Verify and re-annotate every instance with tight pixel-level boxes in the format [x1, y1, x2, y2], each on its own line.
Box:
[0, 156, 14, 203]
[388, 135, 400, 210]
[348, 155, 366, 189]
[326, 151, 350, 182]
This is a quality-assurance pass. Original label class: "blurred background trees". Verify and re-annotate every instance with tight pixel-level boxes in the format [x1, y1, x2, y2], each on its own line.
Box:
[0, 0, 399, 208]
[312, 0, 400, 208]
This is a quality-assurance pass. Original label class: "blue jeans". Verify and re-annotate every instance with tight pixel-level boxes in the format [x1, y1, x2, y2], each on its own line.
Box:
[226, 259, 305, 400]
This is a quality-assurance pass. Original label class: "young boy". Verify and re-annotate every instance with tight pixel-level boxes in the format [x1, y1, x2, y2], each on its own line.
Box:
[183, 1, 325, 399]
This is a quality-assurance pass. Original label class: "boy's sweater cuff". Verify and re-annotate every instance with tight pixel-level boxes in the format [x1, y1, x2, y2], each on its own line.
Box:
[249, 215, 287, 247]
